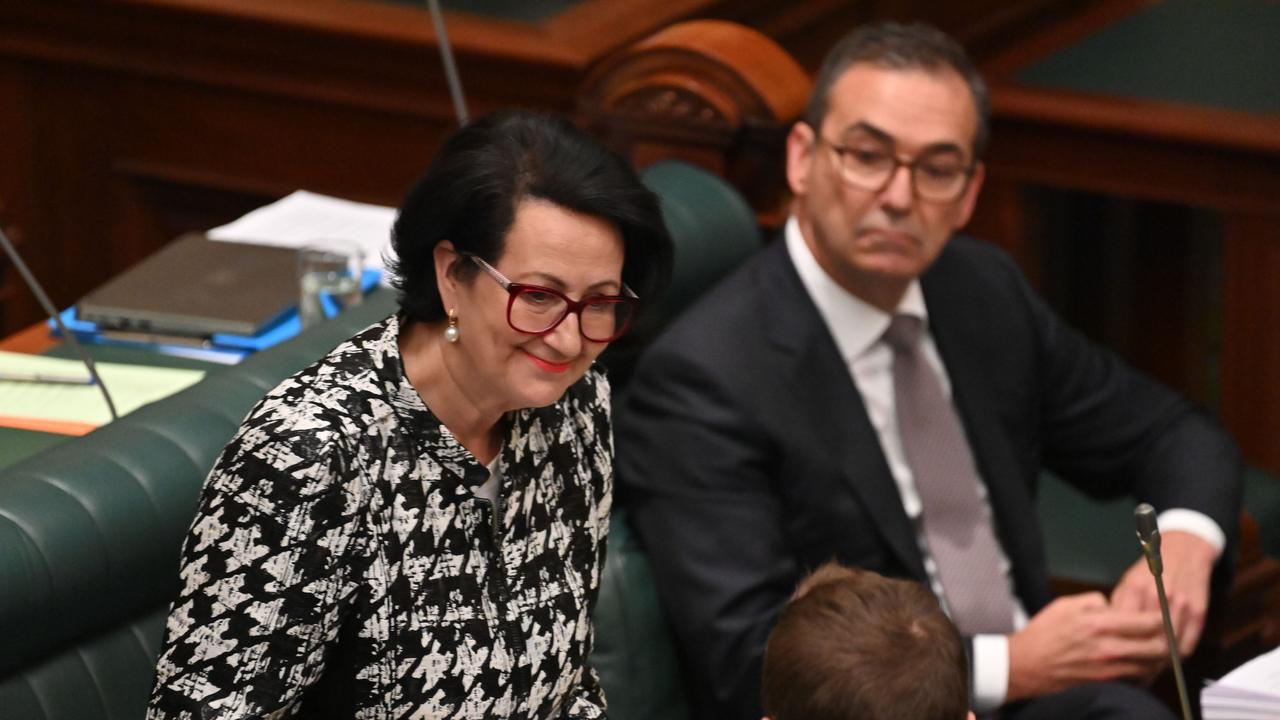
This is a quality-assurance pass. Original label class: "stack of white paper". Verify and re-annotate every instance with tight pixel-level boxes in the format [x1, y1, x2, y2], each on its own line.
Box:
[207, 190, 397, 277]
[1202, 645, 1280, 719]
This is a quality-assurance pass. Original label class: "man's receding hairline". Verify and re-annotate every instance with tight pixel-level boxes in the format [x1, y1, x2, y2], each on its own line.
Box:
[813, 62, 982, 154]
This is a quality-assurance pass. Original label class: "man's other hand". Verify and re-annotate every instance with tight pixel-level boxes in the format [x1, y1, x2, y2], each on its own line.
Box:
[1110, 530, 1216, 657]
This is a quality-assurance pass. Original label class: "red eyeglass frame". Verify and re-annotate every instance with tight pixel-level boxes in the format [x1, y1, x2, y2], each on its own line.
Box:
[467, 255, 640, 342]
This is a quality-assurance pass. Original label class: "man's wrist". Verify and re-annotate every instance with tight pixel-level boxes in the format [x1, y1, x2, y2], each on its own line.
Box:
[1156, 509, 1225, 557]
[970, 634, 1009, 711]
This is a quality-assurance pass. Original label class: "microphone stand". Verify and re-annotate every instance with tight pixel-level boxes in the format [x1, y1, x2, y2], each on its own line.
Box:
[1135, 503, 1194, 720]
[0, 225, 118, 420]
[426, 0, 470, 128]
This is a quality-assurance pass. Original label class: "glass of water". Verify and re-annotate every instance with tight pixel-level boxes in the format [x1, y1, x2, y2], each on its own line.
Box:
[297, 240, 365, 328]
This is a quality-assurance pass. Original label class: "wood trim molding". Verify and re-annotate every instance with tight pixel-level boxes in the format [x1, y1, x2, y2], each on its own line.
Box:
[979, 0, 1150, 79]
[987, 86, 1280, 216]
[581, 20, 810, 125]
[992, 83, 1280, 157]
[578, 20, 809, 221]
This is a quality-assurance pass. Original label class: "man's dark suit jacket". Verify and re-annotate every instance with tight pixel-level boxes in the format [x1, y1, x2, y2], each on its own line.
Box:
[614, 235, 1242, 720]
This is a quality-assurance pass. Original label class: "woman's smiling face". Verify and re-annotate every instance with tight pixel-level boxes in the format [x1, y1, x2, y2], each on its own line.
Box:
[443, 198, 625, 412]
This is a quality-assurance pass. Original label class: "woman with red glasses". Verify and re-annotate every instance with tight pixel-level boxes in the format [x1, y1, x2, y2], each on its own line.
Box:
[148, 111, 672, 719]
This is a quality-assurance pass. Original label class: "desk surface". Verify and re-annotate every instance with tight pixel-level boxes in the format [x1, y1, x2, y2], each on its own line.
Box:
[0, 328, 224, 468]
[1016, 0, 1280, 115]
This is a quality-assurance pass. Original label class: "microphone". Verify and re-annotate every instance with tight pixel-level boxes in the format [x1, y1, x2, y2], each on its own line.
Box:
[1135, 503, 1162, 575]
[426, 0, 470, 127]
[0, 225, 118, 420]
[1134, 503, 1193, 720]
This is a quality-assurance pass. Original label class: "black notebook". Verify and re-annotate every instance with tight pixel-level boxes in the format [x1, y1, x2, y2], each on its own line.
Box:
[78, 233, 299, 337]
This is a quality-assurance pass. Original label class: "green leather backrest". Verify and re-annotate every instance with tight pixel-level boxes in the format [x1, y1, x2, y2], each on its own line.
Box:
[1039, 467, 1280, 587]
[603, 159, 763, 391]
[1244, 466, 1280, 559]
[639, 160, 760, 327]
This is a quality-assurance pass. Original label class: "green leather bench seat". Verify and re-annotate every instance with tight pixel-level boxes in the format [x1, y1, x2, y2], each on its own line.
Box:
[586, 509, 691, 720]
[0, 293, 399, 718]
[0, 612, 165, 719]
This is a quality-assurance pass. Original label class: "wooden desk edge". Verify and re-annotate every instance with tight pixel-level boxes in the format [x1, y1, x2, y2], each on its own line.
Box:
[0, 322, 57, 354]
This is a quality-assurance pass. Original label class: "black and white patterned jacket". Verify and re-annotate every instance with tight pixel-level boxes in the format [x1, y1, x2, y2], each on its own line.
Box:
[148, 315, 612, 719]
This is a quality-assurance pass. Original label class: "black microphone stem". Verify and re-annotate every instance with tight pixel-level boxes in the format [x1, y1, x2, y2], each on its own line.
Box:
[1151, 568, 1192, 720]
[0, 225, 118, 420]
[427, 0, 470, 128]
[1135, 503, 1194, 720]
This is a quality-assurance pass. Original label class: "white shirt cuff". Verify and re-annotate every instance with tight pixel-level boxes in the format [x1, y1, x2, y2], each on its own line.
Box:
[970, 633, 1009, 712]
[1156, 508, 1226, 556]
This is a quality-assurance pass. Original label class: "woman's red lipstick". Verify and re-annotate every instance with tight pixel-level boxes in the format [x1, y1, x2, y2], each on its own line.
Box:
[524, 351, 571, 374]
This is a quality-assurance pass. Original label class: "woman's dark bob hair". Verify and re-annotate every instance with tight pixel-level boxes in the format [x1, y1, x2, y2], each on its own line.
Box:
[389, 110, 673, 324]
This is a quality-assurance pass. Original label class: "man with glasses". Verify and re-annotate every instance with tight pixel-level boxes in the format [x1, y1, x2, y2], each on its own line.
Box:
[615, 22, 1241, 720]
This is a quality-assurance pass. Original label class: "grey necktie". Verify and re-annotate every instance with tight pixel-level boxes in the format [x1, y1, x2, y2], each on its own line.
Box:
[884, 314, 1017, 635]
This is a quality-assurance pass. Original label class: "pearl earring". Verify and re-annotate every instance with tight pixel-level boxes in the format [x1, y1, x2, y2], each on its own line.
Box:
[444, 308, 459, 343]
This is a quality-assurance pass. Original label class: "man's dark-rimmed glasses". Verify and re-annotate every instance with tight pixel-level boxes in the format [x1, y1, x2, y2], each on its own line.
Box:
[468, 255, 639, 343]
[818, 134, 976, 202]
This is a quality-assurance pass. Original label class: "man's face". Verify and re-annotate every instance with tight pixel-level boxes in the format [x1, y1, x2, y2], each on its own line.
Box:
[786, 63, 985, 307]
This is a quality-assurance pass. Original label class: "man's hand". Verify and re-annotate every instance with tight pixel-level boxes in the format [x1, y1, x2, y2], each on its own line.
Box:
[1006, 593, 1167, 702]
[1110, 530, 1216, 657]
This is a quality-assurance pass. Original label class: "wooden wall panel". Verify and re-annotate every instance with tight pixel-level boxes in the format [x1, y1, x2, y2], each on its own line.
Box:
[710, 0, 1092, 72]
[0, 0, 577, 334]
[0, 0, 1098, 336]
[1222, 214, 1280, 477]
[0, 61, 36, 332]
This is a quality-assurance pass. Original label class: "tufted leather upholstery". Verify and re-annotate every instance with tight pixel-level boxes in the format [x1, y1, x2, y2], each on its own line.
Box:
[0, 292, 398, 719]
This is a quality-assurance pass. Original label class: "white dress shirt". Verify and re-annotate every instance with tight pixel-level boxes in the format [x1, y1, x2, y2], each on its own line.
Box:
[783, 218, 1224, 710]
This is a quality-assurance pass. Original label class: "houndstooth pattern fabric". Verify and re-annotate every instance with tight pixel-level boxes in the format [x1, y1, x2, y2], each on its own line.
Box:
[147, 315, 612, 720]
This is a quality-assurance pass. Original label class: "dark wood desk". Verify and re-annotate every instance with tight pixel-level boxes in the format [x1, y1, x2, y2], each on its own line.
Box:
[0, 322, 56, 355]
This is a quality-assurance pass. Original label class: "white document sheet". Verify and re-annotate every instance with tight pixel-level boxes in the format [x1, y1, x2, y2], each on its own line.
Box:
[1202, 645, 1280, 719]
[207, 190, 397, 276]
[0, 351, 205, 435]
